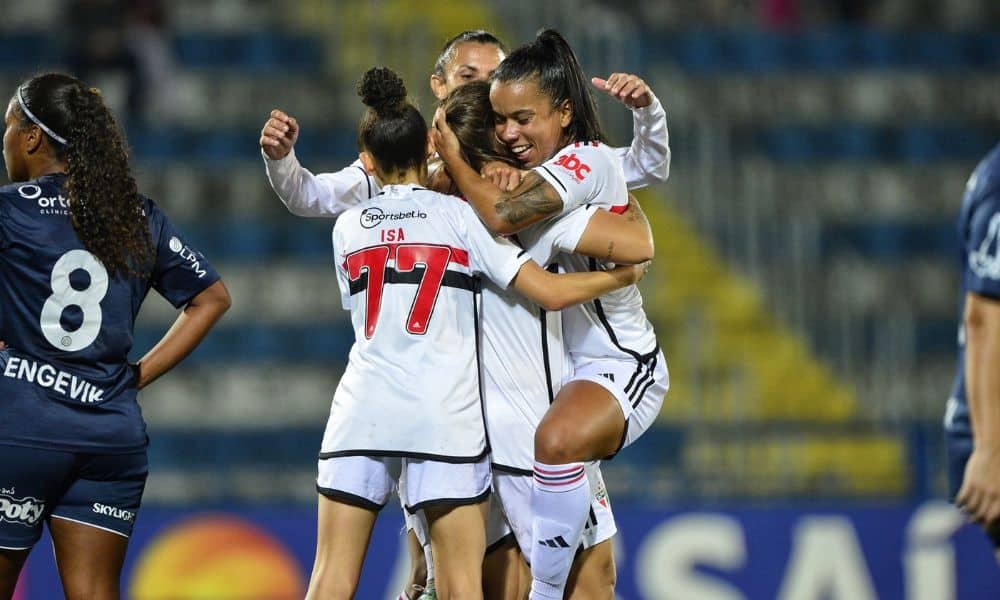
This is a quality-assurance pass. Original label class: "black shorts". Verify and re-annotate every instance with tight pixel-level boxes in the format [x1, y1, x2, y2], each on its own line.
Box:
[0, 444, 147, 550]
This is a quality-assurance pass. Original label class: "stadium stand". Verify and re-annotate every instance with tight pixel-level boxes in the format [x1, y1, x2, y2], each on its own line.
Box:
[0, 0, 996, 505]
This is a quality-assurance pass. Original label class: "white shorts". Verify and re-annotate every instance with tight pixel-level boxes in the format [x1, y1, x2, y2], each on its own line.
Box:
[400, 468, 431, 545]
[490, 464, 617, 558]
[485, 491, 514, 554]
[316, 455, 491, 513]
[572, 350, 668, 454]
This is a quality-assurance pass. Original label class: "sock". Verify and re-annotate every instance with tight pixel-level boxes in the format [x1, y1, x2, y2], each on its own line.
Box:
[423, 539, 435, 591]
[529, 461, 590, 600]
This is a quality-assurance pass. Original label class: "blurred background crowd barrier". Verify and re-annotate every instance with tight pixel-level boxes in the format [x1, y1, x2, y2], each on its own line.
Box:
[4, 0, 1000, 597]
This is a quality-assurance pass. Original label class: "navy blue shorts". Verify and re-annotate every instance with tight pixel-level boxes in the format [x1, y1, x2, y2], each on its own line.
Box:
[0, 444, 147, 550]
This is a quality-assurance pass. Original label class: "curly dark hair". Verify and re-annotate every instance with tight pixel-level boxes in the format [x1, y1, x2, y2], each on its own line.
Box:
[14, 72, 153, 279]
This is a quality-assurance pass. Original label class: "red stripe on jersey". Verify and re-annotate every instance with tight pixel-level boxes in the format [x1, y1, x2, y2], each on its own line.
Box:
[609, 203, 628, 214]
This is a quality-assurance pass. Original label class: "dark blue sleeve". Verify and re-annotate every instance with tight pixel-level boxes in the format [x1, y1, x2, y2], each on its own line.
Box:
[146, 199, 222, 308]
[0, 197, 8, 250]
[965, 189, 1000, 300]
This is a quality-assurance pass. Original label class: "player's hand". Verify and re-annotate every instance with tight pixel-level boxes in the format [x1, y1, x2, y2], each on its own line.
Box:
[482, 161, 523, 192]
[591, 73, 653, 109]
[611, 260, 651, 286]
[431, 107, 462, 163]
[957, 446, 1000, 528]
[427, 163, 454, 194]
[260, 109, 299, 160]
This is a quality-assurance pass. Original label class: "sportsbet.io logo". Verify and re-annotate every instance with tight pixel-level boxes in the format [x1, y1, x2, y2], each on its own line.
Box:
[360, 207, 385, 229]
[360, 206, 427, 229]
[0, 492, 45, 527]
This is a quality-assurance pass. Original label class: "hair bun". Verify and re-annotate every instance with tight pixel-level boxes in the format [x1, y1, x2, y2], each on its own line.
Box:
[357, 67, 407, 114]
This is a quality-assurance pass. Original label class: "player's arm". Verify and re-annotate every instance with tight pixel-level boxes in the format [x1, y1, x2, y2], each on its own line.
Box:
[591, 73, 670, 189]
[134, 280, 231, 390]
[573, 193, 654, 264]
[510, 260, 647, 312]
[957, 291, 1000, 525]
[260, 109, 375, 217]
[433, 108, 562, 235]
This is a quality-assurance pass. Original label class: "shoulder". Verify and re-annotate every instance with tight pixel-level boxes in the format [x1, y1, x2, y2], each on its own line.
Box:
[962, 145, 1000, 221]
[543, 142, 620, 179]
[967, 144, 1000, 200]
[0, 179, 49, 204]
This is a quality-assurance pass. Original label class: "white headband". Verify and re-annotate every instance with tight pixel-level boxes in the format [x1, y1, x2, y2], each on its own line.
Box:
[17, 86, 67, 145]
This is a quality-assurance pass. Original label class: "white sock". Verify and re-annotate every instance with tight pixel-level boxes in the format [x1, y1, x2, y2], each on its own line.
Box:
[423, 539, 435, 590]
[529, 461, 590, 600]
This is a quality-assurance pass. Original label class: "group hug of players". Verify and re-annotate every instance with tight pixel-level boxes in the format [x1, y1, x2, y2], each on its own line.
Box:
[259, 30, 670, 600]
[1, 23, 998, 600]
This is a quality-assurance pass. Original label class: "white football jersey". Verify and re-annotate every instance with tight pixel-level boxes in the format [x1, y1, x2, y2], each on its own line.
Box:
[321, 185, 530, 461]
[480, 204, 597, 472]
[534, 142, 660, 363]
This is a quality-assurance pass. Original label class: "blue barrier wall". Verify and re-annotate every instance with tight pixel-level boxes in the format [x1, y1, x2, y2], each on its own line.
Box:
[16, 501, 1000, 599]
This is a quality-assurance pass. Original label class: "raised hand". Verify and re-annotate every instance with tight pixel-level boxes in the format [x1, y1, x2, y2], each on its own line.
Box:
[260, 109, 300, 160]
[431, 107, 462, 163]
[591, 73, 653, 109]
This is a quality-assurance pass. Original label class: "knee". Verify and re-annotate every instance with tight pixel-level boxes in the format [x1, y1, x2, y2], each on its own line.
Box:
[534, 420, 580, 464]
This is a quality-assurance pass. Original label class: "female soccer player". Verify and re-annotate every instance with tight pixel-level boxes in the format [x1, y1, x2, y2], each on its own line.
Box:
[309, 67, 645, 600]
[0, 73, 230, 599]
[433, 29, 669, 599]
[437, 80, 654, 600]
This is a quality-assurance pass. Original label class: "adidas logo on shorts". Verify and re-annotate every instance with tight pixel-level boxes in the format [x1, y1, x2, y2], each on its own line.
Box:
[598, 372, 615, 382]
[538, 535, 570, 548]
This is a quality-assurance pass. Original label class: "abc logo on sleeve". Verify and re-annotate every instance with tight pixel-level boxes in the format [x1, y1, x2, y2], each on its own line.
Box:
[554, 153, 591, 182]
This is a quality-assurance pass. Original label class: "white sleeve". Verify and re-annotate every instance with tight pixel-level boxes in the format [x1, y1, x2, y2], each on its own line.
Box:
[460, 205, 532, 288]
[331, 219, 352, 310]
[612, 93, 670, 190]
[263, 148, 378, 218]
[534, 205, 599, 259]
[533, 144, 617, 217]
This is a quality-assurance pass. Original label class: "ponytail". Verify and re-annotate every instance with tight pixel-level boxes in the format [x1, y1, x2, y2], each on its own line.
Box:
[15, 73, 153, 278]
[491, 29, 606, 145]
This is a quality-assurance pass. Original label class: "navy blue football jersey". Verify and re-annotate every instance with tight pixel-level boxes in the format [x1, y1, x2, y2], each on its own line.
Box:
[0, 173, 220, 452]
[946, 142, 1000, 436]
